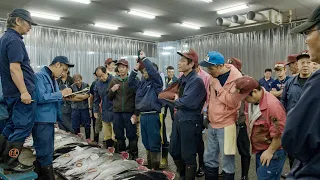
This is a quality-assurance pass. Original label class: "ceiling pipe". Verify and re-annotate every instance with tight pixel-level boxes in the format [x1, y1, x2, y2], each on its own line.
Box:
[231, 15, 246, 24]
[216, 17, 232, 26]
[247, 11, 267, 22]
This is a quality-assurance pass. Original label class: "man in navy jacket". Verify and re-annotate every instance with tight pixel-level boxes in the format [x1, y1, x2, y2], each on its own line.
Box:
[128, 51, 163, 169]
[163, 49, 206, 180]
[282, 5, 320, 180]
[33, 56, 73, 179]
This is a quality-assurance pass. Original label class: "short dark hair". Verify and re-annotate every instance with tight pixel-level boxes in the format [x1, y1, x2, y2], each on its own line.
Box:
[115, 67, 119, 73]
[249, 84, 262, 96]
[95, 66, 106, 74]
[166, 66, 174, 71]
[265, 68, 272, 73]
[186, 58, 196, 69]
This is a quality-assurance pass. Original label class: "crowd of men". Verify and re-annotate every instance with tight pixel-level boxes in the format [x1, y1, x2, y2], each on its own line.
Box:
[0, 5, 320, 180]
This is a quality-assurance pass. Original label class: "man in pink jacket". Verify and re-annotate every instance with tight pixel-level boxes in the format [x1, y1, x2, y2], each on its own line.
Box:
[199, 51, 242, 180]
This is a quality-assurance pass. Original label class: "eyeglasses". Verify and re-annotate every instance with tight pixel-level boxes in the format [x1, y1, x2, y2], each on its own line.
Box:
[302, 28, 319, 36]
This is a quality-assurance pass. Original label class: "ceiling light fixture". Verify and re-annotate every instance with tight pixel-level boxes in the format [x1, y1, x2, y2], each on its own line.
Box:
[217, 4, 249, 14]
[163, 46, 174, 50]
[128, 10, 155, 19]
[94, 23, 119, 30]
[201, 0, 213, 3]
[161, 52, 171, 55]
[180, 22, 201, 29]
[142, 31, 161, 37]
[68, 0, 91, 4]
[121, 56, 128, 59]
[30, 12, 60, 20]
[88, 51, 95, 54]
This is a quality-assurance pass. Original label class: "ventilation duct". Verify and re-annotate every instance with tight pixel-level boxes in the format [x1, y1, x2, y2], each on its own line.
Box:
[216, 17, 232, 27]
[231, 15, 246, 24]
[247, 11, 268, 22]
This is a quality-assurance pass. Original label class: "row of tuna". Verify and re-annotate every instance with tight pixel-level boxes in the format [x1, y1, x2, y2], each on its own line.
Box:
[49, 128, 175, 180]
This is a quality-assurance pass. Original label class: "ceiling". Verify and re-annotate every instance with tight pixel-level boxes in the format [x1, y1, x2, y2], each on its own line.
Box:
[0, 0, 318, 42]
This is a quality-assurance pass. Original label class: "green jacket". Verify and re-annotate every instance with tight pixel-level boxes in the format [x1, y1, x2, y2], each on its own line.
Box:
[107, 76, 136, 113]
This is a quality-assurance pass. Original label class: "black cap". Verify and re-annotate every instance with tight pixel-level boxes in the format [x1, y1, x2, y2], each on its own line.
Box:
[52, 56, 74, 67]
[9, 9, 38, 26]
[291, 5, 320, 34]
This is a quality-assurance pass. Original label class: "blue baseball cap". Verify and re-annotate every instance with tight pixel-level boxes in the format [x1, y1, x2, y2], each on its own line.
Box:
[52, 56, 74, 67]
[9, 9, 38, 26]
[199, 51, 225, 67]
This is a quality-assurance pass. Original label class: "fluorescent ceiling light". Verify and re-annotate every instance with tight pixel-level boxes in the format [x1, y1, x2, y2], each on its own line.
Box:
[68, 0, 91, 4]
[183, 44, 188, 48]
[132, 55, 138, 58]
[180, 22, 201, 29]
[94, 23, 118, 30]
[142, 31, 161, 37]
[88, 51, 94, 54]
[163, 46, 174, 50]
[128, 10, 155, 19]
[161, 52, 171, 55]
[121, 56, 128, 59]
[217, 4, 249, 14]
[201, 0, 213, 3]
[30, 12, 60, 20]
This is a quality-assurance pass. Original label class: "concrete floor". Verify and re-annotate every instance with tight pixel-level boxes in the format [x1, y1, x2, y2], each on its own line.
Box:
[18, 111, 290, 180]
[137, 113, 290, 180]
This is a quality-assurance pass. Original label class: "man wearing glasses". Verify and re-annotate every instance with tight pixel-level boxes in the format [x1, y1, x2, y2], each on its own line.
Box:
[32, 56, 73, 179]
[0, 9, 38, 171]
[282, 5, 320, 179]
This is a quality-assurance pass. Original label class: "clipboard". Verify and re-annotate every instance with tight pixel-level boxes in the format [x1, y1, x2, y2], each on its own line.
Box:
[63, 87, 90, 97]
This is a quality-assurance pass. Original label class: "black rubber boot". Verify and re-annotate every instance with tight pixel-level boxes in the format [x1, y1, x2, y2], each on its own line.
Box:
[39, 164, 55, 180]
[204, 166, 218, 180]
[105, 139, 114, 148]
[129, 139, 138, 160]
[174, 160, 186, 179]
[150, 152, 161, 170]
[241, 155, 250, 180]
[159, 146, 169, 169]
[114, 141, 119, 153]
[196, 166, 204, 177]
[33, 161, 41, 179]
[3, 141, 34, 172]
[0, 135, 7, 162]
[223, 172, 235, 180]
[185, 165, 197, 180]
[94, 133, 99, 143]
[117, 140, 126, 152]
[85, 127, 91, 139]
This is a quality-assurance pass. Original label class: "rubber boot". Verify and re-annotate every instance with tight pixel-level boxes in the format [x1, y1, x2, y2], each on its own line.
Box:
[94, 133, 99, 143]
[117, 140, 126, 152]
[33, 161, 41, 179]
[159, 146, 169, 169]
[174, 160, 186, 179]
[105, 139, 114, 148]
[129, 139, 138, 160]
[144, 150, 151, 169]
[241, 155, 250, 180]
[85, 127, 91, 140]
[204, 166, 218, 180]
[223, 172, 235, 180]
[150, 152, 161, 170]
[185, 165, 197, 180]
[39, 164, 55, 180]
[0, 135, 7, 162]
[3, 141, 34, 172]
